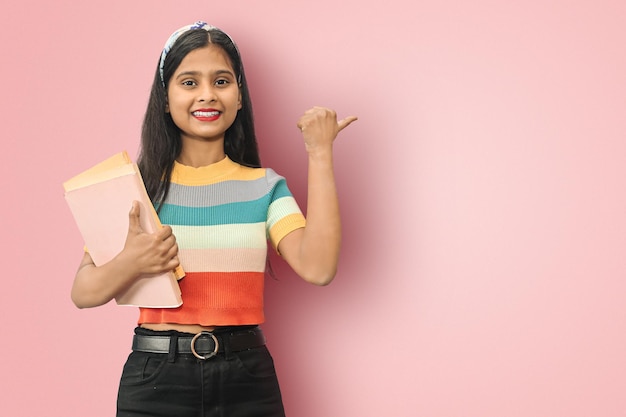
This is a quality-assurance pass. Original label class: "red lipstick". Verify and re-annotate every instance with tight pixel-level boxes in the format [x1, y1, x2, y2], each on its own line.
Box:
[192, 108, 221, 122]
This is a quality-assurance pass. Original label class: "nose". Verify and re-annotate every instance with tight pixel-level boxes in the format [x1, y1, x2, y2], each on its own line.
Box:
[198, 82, 217, 103]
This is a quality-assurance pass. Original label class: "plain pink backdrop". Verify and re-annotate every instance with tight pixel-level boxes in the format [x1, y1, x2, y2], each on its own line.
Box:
[2, 1, 625, 416]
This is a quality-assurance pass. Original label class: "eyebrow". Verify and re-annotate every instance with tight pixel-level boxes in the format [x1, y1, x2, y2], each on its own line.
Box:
[175, 69, 235, 80]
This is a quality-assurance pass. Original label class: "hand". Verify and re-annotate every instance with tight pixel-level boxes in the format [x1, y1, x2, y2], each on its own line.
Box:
[121, 201, 180, 276]
[296, 107, 357, 153]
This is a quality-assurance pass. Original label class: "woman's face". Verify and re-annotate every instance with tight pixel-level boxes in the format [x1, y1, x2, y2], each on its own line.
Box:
[166, 44, 241, 146]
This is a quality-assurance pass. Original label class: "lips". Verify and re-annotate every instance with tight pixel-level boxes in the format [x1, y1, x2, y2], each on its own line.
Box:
[192, 109, 221, 121]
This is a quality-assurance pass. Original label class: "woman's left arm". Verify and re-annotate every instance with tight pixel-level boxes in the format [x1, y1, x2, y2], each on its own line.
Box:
[278, 106, 357, 286]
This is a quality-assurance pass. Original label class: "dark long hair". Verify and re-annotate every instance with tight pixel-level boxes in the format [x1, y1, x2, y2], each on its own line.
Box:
[138, 28, 260, 209]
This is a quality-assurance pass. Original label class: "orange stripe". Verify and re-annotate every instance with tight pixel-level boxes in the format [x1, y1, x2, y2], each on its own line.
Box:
[138, 271, 265, 326]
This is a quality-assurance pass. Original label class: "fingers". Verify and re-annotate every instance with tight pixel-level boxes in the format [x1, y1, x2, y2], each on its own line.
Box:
[158, 237, 180, 271]
[129, 202, 173, 242]
[158, 225, 174, 240]
[141, 229, 180, 273]
[297, 106, 335, 129]
[297, 107, 357, 133]
[157, 226, 179, 264]
[165, 248, 180, 270]
[123, 202, 180, 274]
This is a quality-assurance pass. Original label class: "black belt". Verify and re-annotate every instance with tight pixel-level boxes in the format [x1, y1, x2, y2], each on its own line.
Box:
[132, 327, 266, 360]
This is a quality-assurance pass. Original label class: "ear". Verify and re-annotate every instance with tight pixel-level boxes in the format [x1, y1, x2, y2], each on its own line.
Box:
[238, 89, 242, 110]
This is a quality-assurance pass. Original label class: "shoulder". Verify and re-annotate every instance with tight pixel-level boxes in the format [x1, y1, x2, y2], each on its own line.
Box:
[263, 167, 285, 184]
[235, 164, 286, 186]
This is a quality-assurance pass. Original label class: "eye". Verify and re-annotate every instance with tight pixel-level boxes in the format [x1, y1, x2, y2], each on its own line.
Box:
[215, 79, 230, 87]
[181, 79, 197, 87]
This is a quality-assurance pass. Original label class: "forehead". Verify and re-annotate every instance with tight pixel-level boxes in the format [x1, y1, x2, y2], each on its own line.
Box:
[175, 44, 235, 73]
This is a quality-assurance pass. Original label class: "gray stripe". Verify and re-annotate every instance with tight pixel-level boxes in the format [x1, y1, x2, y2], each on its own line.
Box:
[165, 170, 284, 207]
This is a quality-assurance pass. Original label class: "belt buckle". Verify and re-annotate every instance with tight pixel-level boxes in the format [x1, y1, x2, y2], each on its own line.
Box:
[190, 331, 219, 360]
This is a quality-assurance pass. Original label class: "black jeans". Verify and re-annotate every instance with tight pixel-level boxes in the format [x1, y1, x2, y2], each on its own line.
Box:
[117, 327, 286, 417]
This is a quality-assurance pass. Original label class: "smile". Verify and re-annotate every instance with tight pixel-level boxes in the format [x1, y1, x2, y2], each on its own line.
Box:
[192, 110, 221, 117]
[192, 110, 221, 122]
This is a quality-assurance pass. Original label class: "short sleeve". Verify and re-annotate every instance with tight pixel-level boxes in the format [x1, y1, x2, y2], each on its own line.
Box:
[265, 169, 306, 250]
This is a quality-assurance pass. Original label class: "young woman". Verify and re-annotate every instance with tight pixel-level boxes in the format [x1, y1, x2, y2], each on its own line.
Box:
[71, 21, 356, 417]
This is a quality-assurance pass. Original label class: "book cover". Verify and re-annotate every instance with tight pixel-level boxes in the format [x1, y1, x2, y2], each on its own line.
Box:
[64, 151, 184, 308]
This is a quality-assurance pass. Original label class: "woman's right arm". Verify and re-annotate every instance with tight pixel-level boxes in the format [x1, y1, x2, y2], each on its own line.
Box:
[71, 201, 180, 308]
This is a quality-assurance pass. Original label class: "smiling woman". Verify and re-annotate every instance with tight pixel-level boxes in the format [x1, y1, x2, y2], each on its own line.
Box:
[69, 21, 356, 417]
[166, 45, 242, 154]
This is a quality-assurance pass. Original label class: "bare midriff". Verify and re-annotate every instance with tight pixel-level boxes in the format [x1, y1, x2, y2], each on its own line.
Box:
[140, 323, 217, 334]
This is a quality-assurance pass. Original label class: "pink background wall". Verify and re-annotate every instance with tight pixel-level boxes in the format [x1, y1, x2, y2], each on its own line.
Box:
[2, 1, 625, 416]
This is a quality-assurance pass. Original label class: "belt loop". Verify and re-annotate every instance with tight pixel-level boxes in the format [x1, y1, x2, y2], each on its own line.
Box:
[168, 333, 178, 363]
[223, 332, 233, 361]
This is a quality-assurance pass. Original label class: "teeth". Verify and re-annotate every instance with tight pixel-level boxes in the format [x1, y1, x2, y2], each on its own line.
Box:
[193, 111, 220, 117]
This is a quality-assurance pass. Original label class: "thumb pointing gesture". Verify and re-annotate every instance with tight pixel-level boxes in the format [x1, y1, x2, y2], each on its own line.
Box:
[121, 200, 180, 276]
[337, 116, 358, 133]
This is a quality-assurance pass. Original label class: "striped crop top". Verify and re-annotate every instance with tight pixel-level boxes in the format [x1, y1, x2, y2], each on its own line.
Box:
[138, 156, 306, 326]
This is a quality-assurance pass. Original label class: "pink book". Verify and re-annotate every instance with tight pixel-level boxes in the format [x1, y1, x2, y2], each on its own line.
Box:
[63, 151, 184, 308]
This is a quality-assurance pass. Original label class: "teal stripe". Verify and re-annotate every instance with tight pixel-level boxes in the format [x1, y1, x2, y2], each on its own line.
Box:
[159, 195, 272, 226]
[272, 179, 294, 200]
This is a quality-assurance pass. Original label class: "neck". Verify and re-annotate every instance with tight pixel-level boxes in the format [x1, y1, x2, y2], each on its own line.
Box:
[177, 140, 226, 167]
